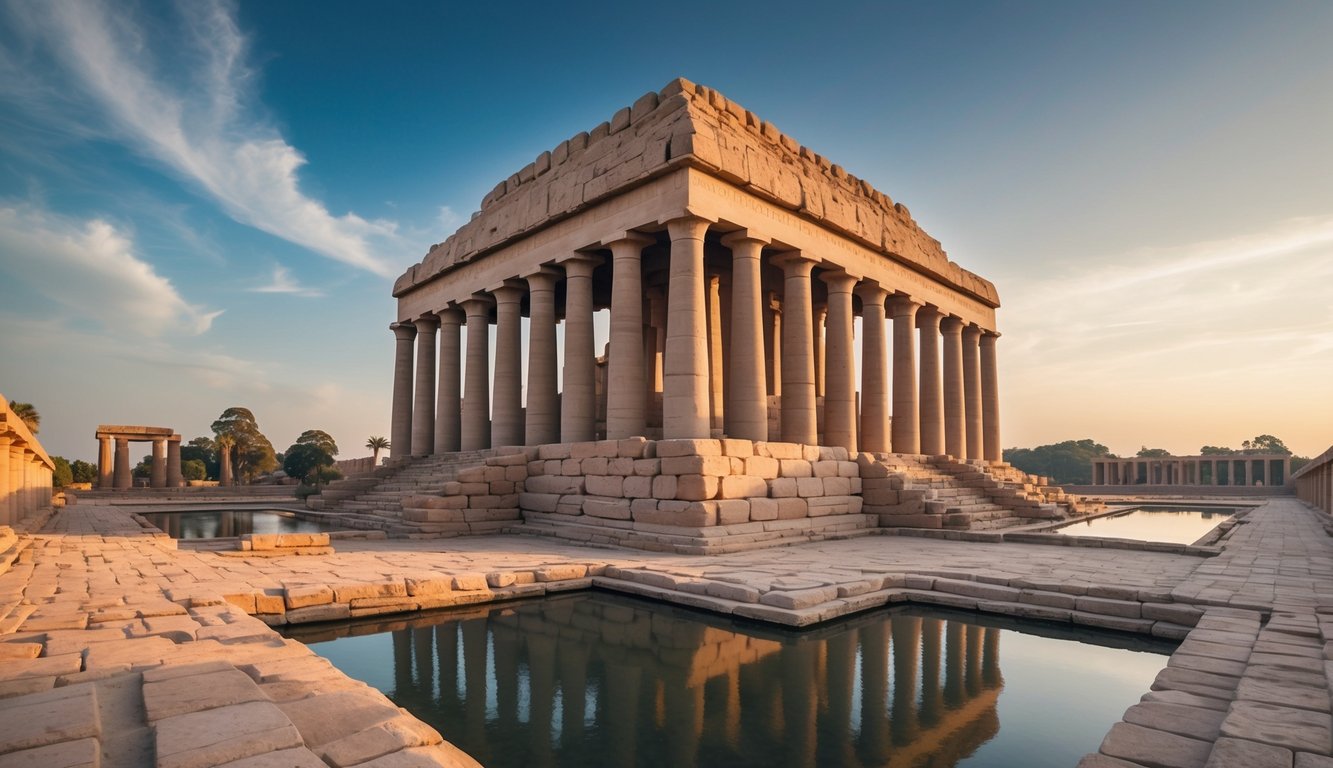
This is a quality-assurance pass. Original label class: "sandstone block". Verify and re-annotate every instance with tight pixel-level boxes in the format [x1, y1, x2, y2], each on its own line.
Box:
[154, 701, 302, 768]
[585, 475, 624, 497]
[584, 498, 631, 520]
[560, 459, 582, 476]
[779, 459, 812, 478]
[144, 667, 267, 721]
[660, 455, 730, 475]
[720, 438, 754, 457]
[525, 475, 583, 495]
[0, 683, 100, 753]
[622, 476, 652, 498]
[606, 457, 635, 476]
[537, 443, 572, 460]
[633, 458, 661, 476]
[771, 477, 798, 498]
[279, 690, 401, 749]
[749, 498, 778, 521]
[822, 476, 851, 495]
[518, 492, 560, 512]
[763, 442, 802, 459]
[719, 475, 767, 499]
[652, 475, 677, 499]
[570, 442, 601, 459]
[617, 437, 649, 458]
[796, 477, 824, 497]
[776, 498, 808, 519]
[676, 474, 719, 501]
[452, 573, 489, 591]
[716, 500, 751, 525]
[285, 604, 351, 624]
[656, 439, 721, 457]
[582, 457, 608, 474]
[744, 456, 779, 479]
[284, 584, 333, 610]
[1098, 722, 1211, 768]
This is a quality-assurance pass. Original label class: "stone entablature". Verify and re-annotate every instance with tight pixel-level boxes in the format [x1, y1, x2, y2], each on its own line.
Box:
[395, 78, 998, 311]
[95, 425, 184, 490]
[1090, 453, 1292, 487]
[0, 392, 54, 525]
[385, 79, 1004, 471]
[1293, 445, 1333, 513]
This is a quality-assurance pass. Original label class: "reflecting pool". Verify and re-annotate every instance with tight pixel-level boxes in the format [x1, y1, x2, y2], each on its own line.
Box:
[140, 509, 338, 539]
[1055, 506, 1236, 545]
[287, 593, 1173, 768]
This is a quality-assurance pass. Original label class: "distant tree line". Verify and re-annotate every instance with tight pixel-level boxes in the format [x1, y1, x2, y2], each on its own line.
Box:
[1004, 434, 1309, 485]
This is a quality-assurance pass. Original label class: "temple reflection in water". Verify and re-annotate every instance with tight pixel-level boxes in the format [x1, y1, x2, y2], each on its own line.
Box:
[293, 594, 1021, 768]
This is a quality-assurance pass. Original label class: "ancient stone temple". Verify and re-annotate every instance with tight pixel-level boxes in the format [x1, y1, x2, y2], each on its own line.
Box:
[372, 78, 1026, 548]
[389, 78, 1001, 458]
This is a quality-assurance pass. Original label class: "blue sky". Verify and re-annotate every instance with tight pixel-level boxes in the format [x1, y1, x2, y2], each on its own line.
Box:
[2, 0, 1331, 462]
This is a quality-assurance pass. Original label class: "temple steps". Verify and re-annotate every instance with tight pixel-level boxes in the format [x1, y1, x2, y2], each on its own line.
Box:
[314, 450, 496, 530]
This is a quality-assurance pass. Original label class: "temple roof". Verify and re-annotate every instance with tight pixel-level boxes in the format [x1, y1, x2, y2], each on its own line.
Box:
[394, 78, 999, 308]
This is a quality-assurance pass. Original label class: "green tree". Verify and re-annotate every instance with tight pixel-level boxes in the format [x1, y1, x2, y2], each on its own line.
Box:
[181, 459, 207, 482]
[181, 436, 219, 480]
[70, 460, 97, 484]
[366, 436, 389, 466]
[7, 401, 39, 433]
[1242, 434, 1291, 454]
[51, 456, 72, 488]
[211, 407, 278, 482]
[283, 442, 336, 486]
[294, 429, 338, 456]
[1003, 439, 1115, 484]
[132, 453, 153, 480]
[1136, 447, 1172, 458]
[1199, 445, 1236, 455]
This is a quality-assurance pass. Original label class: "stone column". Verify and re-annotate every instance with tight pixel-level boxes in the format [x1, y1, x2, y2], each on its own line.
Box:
[890, 295, 921, 454]
[219, 443, 233, 486]
[0, 436, 10, 525]
[857, 283, 890, 453]
[150, 438, 166, 488]
[721, 231, 769, 442]
[435, 307, 465, 453]
[764, 293, 781, 397]
[662, 217, 711, 439]
[962, 325, 983, 460]
[607, 235, 652, 439]
[560, 255, 600, 442]
[491, 282, 526, 448]
[980, 331, 1001, 462]
[113, 437, 131, 490]
[918, 307, 944, 456]
[821, 271, 858, 452]
[524, 272, 560, 445]
[706, 274, 725, 432]
[166, 436, 182, 487]
[812, 303, 827, 399]
[776, 252, 818, 445]
[390, 322, 417, 459]
[941, 317, 966, 458]
[460, 295, 494, 451]
[411, 316, 439, 456]
[97, 436, 113, 489]
[11, 446, 25, 517]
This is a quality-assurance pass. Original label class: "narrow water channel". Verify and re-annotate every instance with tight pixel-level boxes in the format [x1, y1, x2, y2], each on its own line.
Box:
[287, 593, 1172, 768]
[139, 509, 334, 538]
[1055, 505, 1235, 545]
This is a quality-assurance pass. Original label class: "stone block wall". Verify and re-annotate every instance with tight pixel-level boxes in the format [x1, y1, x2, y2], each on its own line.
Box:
[518, 437, 872, 554]
[399, 449, 530, 536]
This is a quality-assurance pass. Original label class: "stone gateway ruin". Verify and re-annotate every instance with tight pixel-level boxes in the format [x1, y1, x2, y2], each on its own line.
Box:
[363, 78, 1076, 551]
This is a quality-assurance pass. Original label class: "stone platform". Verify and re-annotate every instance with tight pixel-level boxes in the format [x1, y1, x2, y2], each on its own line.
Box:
[0, 498, 1331, 766]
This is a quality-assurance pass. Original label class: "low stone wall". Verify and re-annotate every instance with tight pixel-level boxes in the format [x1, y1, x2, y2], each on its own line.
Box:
[400, 449, 528, 536]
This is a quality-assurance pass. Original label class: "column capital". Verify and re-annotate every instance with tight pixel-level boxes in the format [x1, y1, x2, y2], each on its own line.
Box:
[490, 279, 527, 304]
[961, 323, 983, 341]
[940, 315, 965, 334]
[412, 314, 440, 333]
[888, 294, 922, 317]
[557, 252, 602, 278]
[459, 293, 495, 316]
[719, 228, 771, 249]
[772, 250, 818, 270]
[819, 269, 858, 294]
[523, 266, 563, 290]
[600, 231, 655, 250]
[981, 329, 1002, 341]
[391, 322, 417, 341]
[664, 214, 713, 241]
[168, 434, 182, 444]
[0, 435, 10, 448]
[915, 304, 943, 324]
[854, 281, 889, 304]
[435, 305, 465, 325]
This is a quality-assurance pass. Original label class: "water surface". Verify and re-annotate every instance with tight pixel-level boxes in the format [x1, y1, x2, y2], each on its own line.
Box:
[288, 593, 1172, 768]
[140, 509, 336, 538]
[1056, 506, 1235, 545]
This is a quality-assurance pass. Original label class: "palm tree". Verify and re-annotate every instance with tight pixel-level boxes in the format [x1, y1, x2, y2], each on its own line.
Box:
[366, 436, 390, 466]
[217, 435, 235, 486]
[8, 401, 39, 434]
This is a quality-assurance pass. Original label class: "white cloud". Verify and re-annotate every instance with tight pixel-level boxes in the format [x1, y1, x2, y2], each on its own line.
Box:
[2, 0, 401, 277]
[250, 265, 324, 298]
[0, 204, 221, 336]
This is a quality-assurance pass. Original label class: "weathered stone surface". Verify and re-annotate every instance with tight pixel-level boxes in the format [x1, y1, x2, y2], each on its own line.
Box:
[1201, 736, 1292, 768]
[279, 690, 402, 748]
[143, 667, 267, 721]
[1220, 701, 1333, 753]
[1124, 702, 1225, 741]
[154, 701, 302, 768]
[0, 737, 100, 768]
[214, 747, 328, 767]
[1099, 722, 1212, 768]
[0, 682, 100, 753]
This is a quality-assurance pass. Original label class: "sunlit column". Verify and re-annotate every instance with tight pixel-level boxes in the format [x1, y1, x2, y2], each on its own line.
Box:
[812, 303, 827, 399]
[97, 435, 113, 489]
[821, 271, 858, 452]
[460, 295, 494, 451]
[166, 436, 182, 487]
[606, 235, 652, 439]
[113, 437, 131, 490]
[491, 282, 526, 448]
[150, 438, 166, 488]
[411, 315, 439, 456]
[524, 272, 560, 445]
[0, 437, 10, 524]
[390, 322, 417, 459]
[941, 317, 966, 458]
[962, 324, 983, 460]
[663, 217, 712, 439]
[721, 231, 769, 441]
[435, 307, 464, 453]
[980, 331, 1001, 462]
[777, 252, 818, 445]
[890, 295, 921, 454]
[560, 255, 600, 442]
[706, 273, 725, 433]
[856, 283, 889, 453]
[918, 307, 944, 456]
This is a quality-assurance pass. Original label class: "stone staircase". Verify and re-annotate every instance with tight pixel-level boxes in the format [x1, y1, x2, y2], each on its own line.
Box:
[861, 454, 1099, 531]
[309, 450, 495, 534]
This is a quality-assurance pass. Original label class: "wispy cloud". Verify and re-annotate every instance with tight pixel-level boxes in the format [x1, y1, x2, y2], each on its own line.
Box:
[250, 265, 324, 298]
[0, 204, 221, 335]
[1, 0, 401, 277]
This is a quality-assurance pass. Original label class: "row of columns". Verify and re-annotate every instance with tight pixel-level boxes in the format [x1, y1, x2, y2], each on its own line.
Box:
[0, 435, 54, 526]
[375, 604, 1003, 767]
[1092, 455, 1291, 487]
[1295, 449, 1333, 513]
[96, 435, 184, 489]
[391, 216, 1002, 461]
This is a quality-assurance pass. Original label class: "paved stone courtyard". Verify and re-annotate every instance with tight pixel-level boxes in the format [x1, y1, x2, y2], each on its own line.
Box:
[1, 497, 1331, 767]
